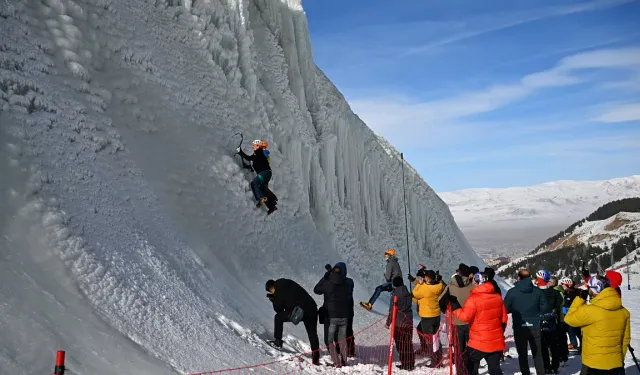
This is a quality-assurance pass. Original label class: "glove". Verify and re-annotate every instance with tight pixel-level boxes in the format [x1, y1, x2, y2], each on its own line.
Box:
[435, 270, 442, 283]
[579, 289, 589, 301]
[266, 293, 275, 301]
[236, 147, 241, 153]
[407, 274, 415, 283]
[325, 264, 332, 272]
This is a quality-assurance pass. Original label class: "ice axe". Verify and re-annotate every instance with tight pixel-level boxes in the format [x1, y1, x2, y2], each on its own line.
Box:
[232, 132, 253, 171]
[629, 346, 640, 373]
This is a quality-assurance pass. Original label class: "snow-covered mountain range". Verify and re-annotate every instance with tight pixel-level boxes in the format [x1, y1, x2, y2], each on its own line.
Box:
[440, 175, 640, 226]
[439, 176, 640, 258]
[0, 0, 482, 374]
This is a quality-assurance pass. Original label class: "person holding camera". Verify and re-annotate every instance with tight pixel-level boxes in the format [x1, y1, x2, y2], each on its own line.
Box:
[265, 279, 320, 365]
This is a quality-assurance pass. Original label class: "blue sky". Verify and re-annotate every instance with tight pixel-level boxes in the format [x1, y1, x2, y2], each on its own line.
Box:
[304, 0, 640, 192]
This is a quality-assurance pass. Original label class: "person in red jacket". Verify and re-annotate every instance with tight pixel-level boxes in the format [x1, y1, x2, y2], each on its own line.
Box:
[454, 272, 508, 375]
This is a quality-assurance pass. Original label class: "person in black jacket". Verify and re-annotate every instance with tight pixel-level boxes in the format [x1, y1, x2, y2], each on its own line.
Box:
[238, 140, 275, 213]
[484, 267, 501, 295]
[387, 276, 415, 371]
[536, 270, 563, 374]
[314, 265, 350, 367]
[266, 279, 320, 365]
[560, 278, 582, 351]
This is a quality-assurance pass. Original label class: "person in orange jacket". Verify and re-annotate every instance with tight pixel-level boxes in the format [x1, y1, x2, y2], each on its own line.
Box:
[454, 272, 508, 375]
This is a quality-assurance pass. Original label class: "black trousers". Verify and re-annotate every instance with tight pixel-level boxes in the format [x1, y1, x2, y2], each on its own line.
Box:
[541, 328, 561, 370]
[556, 322, 569, 360]
[322, 316, 355, 357]
[454, 324, 470, 375]
[416, 316, 441, 363]
[466, 347, 503, 375]
[580, 364, 625, 375]
[274, 309, 320, 362]
[394, 325, 415, 369]
[514, 327, 545, 375]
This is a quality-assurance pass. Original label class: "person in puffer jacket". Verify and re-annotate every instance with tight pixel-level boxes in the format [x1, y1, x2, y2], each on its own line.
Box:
[454, 272, 508, 375]
[565, 275, 631, 375]
[411, 269, 445, 366]
[386, 276, 415, 371]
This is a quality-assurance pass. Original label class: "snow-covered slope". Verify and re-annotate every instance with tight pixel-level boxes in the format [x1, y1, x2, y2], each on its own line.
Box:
[440, 175, 640, 226]
[545, 212, 640, 251]
[0, 0, 483, 373]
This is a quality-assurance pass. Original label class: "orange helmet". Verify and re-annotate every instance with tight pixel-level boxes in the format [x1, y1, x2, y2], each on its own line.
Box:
[384, 248, 396, 257]
[261, 140, 268, 149]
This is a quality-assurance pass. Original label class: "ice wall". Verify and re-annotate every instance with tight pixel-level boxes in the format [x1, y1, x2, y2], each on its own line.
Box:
[0, 0, 483, 373]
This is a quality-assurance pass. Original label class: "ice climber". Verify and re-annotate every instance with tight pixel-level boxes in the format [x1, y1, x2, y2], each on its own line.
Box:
[360, 248, 402, 311]
[265, 279, 320, 365]
[237, 139, 277, 214]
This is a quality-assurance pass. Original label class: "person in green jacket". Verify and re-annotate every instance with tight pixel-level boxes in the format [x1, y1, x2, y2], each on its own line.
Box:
[549, 276, 569, 362]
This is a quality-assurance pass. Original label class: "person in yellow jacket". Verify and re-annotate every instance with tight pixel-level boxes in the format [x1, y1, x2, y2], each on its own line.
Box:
[564, 275, 630, 375]
[409, 269, 445, 367]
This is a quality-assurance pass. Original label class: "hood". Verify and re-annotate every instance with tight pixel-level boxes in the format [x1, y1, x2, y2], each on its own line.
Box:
[334, 262, 347, 277]
[514, 277, 535, 293]
[450, 274, 471, 287]
[394, 285, 410, 298]
[329, 271, 346, 285]
[590, 287, 623, 311]
[471, 282, 495, 295]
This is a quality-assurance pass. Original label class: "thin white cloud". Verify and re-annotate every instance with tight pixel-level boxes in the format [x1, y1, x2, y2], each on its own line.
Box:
[594, 102, 640, 122]
[403, 0, 638, 55]
[350, 47, 640, 147]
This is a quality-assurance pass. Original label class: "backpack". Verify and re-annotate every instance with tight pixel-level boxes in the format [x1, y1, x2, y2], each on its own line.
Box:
[264, 149, 271, 164]
[540, 312, 557, 332]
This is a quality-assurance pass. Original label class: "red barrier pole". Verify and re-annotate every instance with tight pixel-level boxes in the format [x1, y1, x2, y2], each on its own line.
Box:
[54, 351, 65, 375]
[387, 295, 399, 375]
[448, 303, 453, 375]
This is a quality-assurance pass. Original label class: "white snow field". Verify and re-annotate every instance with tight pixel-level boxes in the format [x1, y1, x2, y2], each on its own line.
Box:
[0, 0, 486, 374]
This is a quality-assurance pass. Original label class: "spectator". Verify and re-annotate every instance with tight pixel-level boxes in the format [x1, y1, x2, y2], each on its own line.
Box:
[565, 275, 631, 375]
[439, 267, 475, 375]
[560, 277, 582, 352]
[266, 279, 321, 365]
[504, 269, 548, 375]
[484, 267, 502, 295]
[454, 272, 508, 375]
[387, 276, 415, 371]
[549, 275, 569, 363]
[313, 264, 350, 367]
[410, 269, 445, 367]
[536, 270, 563, 374]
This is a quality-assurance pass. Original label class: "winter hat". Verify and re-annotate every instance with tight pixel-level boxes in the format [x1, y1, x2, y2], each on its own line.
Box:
[473, 272, 487, 285]
[587, 276, 605, 295]
[605, 270, 622, 289]
[484, 267, 496, 281]
[457, 263, 470, 275]
[536, 269, 551, 286]
[468, 266, 480, 276]
[393, 276, 404, 288]
[425, 270, 437, 281]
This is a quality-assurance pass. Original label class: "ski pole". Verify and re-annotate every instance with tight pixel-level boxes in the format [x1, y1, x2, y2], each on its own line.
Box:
[629, 346, 640, 373]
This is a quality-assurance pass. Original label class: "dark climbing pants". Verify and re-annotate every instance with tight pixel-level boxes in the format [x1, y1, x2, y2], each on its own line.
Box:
[274, 309, 320, 363]
[368, 281, 393, 305]
[250, 170, 272, 201]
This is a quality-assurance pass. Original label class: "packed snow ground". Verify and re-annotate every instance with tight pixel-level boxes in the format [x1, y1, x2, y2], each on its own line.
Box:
[0, 0, 485, 374]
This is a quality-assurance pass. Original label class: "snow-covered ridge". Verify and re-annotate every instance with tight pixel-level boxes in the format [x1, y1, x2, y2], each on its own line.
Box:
[440, 175, 640, 226]
[0, 0, 482, 373]
[544, 212, 640, 251]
